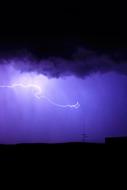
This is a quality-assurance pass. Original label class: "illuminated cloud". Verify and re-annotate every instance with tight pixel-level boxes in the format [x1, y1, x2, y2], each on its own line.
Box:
[0, 47, 126, 78]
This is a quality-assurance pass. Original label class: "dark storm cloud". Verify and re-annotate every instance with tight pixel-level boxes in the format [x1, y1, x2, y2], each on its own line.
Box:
[0, 47, 127, 77]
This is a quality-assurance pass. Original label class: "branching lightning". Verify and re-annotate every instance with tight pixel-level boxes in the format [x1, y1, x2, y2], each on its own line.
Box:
[0, 83, 80, 109]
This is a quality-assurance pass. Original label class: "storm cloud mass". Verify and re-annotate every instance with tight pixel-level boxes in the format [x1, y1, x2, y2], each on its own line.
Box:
[0, 47, 127, 78]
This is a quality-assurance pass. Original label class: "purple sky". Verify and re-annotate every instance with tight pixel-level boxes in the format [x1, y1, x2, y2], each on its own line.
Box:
[0, 50, 127, 144]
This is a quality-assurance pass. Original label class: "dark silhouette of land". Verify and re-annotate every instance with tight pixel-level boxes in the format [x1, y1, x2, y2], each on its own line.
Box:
[105, 136, 127, 144]
[0, 137, 127, 161]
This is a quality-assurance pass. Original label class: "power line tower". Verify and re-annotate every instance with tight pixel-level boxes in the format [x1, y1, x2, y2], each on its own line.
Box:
[82, 133, 87, 143]
[80, 111, 88, 143]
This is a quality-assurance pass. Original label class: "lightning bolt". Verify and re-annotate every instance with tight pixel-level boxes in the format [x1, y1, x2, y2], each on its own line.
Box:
[0, 83, 80, 109]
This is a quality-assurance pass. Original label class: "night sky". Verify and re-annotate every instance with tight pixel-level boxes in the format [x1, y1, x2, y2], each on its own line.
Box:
[0, 6, 127, 144]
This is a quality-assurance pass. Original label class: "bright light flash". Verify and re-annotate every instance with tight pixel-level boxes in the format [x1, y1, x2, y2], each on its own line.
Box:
[0, 83, 80, 109]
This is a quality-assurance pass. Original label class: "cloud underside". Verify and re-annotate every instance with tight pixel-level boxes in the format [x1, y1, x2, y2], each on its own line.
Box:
[0, 48, 127, 78]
